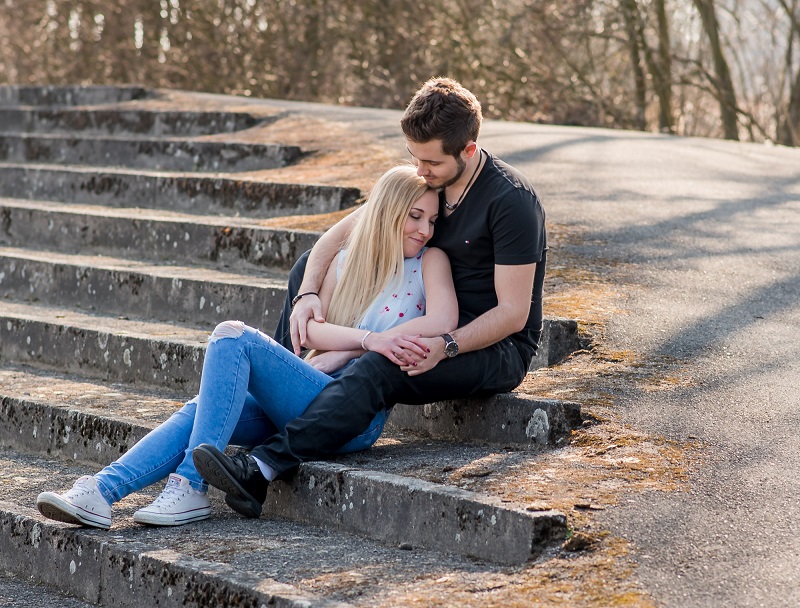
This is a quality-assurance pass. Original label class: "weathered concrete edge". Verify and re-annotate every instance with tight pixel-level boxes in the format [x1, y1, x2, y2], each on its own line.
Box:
[529, 317, 582, 370]
[0, 133, 303, 172]
[0, 84, 149, 106]
[267, 462, 567, 565]
[387, 394, 582, 447]
[0, 501, 351, 608]
[0, 311, 581, 393]
[0, 253, 287, 332]
[0, 313, 582, 446]
[0, 314, 205, 392]
[0, 107, 261, 137]
[0, 254, 585, 366]
[0, 164, 361, 217]
[0, 199, 322, 271]
[0, 397, 567, 564]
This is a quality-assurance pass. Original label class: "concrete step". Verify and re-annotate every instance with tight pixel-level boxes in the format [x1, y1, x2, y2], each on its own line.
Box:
[0, 446, 568, 608]
[0, 301, 207, 391]
[0, 84, 148, 106]
[0, 107, 261, 136]
[0, 247, 286, 331]
[0, 201, 581, 368]
[0, 163, 361, 218]
[0, 571, 96, 608]
[0, 303, 581, 445]
[0, 366, 570, 564]
[0, 198, 320, 272]
[0, 449, 353, 607]
[388, 393, 581, 447]
[0, 295, 580, 446]
[0, 133, 302, 172]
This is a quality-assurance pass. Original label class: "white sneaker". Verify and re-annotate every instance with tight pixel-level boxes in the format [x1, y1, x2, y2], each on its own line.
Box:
[133, 474, 211, 526]
[36, 475, 112, 530]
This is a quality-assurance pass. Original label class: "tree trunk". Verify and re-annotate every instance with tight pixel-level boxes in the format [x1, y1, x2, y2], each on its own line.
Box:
[654, 0, 674, 133]
[777, 0, 800, 146]
[780, 68, 800, 146]
[693, 0, 739, 140]
[620, 0, 648, 131]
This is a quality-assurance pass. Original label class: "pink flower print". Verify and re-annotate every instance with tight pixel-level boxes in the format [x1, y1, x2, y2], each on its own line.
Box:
[398, 312, 404, 318]
[407, 292, 412, 296]
[385, 306, 390, 311]
[393, 293, 398, 298]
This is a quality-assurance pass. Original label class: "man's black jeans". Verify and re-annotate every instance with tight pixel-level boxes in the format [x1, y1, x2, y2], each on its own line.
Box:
[261, 250, 536, 477]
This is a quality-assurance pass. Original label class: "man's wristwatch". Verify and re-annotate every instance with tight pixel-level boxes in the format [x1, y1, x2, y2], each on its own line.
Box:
[441, 333, 459, 358]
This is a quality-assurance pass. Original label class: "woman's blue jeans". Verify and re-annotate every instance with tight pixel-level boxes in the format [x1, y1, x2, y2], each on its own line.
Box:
[94, 322, 386, 503]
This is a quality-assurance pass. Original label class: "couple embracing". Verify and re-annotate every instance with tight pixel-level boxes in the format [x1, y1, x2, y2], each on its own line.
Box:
[36, 77, 547, 529]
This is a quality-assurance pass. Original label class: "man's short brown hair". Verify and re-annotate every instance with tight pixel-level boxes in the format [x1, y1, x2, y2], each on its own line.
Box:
[400, 77, 483, 157]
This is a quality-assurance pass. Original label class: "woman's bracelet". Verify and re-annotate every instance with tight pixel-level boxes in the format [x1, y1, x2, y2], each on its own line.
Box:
[360, 330, 373, 351]
[291, 291, 318, 308]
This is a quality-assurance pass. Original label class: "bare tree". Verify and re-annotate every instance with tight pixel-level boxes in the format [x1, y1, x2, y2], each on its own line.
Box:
[692, 0, 740, 139]
[1, 0, 794, 145]
[776, 0, 800, 145]
[621, 0, 649, 130]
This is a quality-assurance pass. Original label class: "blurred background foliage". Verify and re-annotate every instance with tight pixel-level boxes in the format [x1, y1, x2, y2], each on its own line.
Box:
[1, 0, 798, 145]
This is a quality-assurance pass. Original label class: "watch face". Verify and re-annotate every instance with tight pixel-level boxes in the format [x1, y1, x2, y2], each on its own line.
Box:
[444, 340, 459, 357]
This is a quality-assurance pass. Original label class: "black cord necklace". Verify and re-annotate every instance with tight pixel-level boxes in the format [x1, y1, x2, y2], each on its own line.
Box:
[444, 149, 484, 211]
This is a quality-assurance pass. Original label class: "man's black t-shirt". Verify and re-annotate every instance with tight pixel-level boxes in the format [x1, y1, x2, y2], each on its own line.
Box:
[428, 152, 547, 351]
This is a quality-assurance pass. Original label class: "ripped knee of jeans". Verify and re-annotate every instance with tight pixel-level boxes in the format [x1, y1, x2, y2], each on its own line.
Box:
[208, 320, 245, 343]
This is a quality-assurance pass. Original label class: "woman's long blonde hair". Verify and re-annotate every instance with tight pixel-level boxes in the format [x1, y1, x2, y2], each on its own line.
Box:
[325, 164, 430, 330]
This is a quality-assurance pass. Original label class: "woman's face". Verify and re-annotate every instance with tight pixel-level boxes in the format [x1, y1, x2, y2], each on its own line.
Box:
[402, 189, 439, 258]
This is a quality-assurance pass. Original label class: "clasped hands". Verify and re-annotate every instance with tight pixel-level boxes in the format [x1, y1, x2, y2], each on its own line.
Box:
[290, 294, 444, 375]
[362, 332, 445, 376]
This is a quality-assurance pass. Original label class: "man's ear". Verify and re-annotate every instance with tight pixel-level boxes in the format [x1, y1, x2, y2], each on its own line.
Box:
[463, 141, 478, 158]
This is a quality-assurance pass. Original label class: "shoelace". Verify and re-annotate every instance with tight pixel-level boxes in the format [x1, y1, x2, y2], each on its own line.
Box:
[150, 481, 188, 508]
[67, 476, 96, 498]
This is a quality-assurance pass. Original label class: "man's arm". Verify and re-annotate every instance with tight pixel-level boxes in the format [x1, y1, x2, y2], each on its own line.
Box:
[289, 206, 363, 354]
[402, 262, 536, 376]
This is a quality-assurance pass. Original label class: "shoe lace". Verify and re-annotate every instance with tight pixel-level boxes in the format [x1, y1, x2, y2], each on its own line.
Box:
[232, 451, 256, 472]
[151, 479, 188, 508]
[66, 476, 97, 499]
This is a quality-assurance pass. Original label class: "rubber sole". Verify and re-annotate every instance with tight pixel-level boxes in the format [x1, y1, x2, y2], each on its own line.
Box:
[192, 446, 264, 518]
[36, 493, 111, 530]
[133, 507, 212, 527]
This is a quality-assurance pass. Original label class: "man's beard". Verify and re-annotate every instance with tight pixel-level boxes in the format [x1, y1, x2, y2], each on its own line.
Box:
[436, 155, 466, 190]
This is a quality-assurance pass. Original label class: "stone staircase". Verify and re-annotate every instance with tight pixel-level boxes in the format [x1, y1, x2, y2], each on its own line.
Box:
[0, 85, 583, 607]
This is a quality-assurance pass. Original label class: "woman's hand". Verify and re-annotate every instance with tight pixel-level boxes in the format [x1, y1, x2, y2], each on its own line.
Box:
[363, 332, 430, 367]
[400, 336, 446, 376]
[307, 350, 357, 374]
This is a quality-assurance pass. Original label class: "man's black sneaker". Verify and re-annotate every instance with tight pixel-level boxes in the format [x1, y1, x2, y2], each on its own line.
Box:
[192, 444, 268, 518]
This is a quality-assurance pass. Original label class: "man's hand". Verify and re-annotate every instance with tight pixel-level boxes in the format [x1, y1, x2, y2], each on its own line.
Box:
[400, 336, 446, 376]
[290, 294, 324, 355]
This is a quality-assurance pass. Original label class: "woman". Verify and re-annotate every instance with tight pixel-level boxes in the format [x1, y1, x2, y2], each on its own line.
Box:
[35, 165, 457, 529]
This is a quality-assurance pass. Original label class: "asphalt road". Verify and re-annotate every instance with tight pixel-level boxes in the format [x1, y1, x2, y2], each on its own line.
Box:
[251, 99, 800, 607]
[491, 123, 800, 607]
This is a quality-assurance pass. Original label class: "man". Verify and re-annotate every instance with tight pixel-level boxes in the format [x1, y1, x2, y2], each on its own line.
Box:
[193, 77, 547, 517]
